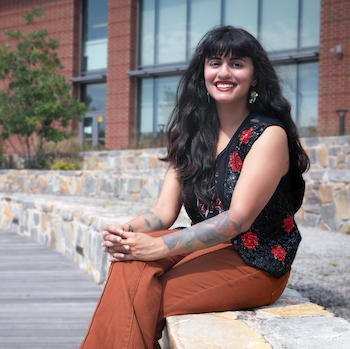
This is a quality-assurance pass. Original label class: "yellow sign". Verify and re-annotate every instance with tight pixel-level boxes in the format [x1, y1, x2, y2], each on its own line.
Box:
[98, 116, 103, 123]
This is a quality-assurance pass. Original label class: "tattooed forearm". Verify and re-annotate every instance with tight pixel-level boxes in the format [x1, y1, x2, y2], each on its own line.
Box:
[162, 210, 242, 252]
[143, 210, 164, 230]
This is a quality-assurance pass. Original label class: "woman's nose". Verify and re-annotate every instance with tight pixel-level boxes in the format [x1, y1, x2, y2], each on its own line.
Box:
[218, 63, 231, 78]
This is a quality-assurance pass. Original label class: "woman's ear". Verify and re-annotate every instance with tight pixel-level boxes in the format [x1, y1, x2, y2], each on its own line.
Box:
[252, 77, 257, 87]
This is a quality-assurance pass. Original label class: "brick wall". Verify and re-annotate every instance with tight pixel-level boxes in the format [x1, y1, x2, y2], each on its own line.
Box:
[0, 0, 80, 154]
[318, 0, 350, 136]
[105, 0, 137, 150]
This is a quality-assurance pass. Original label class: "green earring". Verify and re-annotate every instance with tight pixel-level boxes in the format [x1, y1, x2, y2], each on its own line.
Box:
[249, 89, 258, 104]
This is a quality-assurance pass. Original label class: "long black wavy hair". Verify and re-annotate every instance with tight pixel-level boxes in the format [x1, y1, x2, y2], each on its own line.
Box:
[162, 26, 309, 206]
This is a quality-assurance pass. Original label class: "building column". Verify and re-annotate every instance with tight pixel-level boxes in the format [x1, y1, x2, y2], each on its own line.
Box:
[105, 0, 138, 150]
[318, 0, 350, 136]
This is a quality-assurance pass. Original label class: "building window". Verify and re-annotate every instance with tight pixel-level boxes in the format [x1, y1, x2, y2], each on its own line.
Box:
[77, 0, 108, 149]
[80, 83, 107, 148]
[81, 0, 108, 73]
[138, 75, 181, 146]
[136, 0, 320, 140]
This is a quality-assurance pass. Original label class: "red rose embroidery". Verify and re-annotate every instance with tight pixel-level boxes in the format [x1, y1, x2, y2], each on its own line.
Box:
[240, 128, 254, 144]
[283, 216, 294, 233]
[197, 192, 224, 218]
[271, 245, 286, 262]
[229, 152, 242, 172]
[241, 231, 258, 250]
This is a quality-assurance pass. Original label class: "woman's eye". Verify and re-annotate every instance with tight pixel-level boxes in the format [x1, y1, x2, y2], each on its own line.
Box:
[231, 62, 242, 68]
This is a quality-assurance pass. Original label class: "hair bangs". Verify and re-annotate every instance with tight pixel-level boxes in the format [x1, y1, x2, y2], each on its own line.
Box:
[201, 28, 254, 60]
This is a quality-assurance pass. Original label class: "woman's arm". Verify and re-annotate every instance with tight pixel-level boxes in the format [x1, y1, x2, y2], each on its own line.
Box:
[107, 126, 290, 261]
[108, 164, 182, 234]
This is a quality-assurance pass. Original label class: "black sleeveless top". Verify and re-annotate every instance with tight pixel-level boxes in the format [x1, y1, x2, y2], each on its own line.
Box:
[184, 113, 305, 278]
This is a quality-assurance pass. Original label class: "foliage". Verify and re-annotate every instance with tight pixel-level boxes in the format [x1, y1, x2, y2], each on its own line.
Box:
[0, 8, 88, 168]
[50, 159, 80, 171]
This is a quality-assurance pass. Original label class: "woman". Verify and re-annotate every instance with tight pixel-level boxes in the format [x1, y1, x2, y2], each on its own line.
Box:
[79, 26, 308, 349]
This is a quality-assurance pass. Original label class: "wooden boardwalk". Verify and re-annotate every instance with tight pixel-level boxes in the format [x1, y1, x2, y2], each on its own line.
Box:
[0, 230, 103, 349]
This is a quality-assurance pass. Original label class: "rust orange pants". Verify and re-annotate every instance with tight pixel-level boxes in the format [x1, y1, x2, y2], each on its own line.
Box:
[79, 229, 290, 349]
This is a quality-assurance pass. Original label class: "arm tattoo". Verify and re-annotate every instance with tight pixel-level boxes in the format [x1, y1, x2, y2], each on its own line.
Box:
[143, 210, 164, 230]
[162, 210, 242, 252]
[127, 225, 133, 232]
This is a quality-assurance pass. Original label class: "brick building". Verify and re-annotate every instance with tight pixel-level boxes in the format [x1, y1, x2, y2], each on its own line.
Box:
[0, 0, 349, 153]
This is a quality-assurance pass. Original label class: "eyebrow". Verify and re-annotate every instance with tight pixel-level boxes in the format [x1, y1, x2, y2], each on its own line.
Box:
[207, 55, 246, 61]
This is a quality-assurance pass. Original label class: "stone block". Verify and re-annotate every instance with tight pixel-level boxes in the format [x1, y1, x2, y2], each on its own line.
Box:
[309, 170, 324, 181]
[64, 222, 73, 250]
[328, 156, 337, 169]
[308, 148, 317, 164]
[30, 227, 38, 240]
[69, 179, 77, 195]
[328, 170, 349, 182]
[336, 188, 350, 220]
[127, 178, 141, 193]
[303, 211, 320, 227]
[304, 203, 320, 214]
[337, 153, 346, 164]
[328, 146, 340, 156]
[166, 312, 271, 349]
[342, 144, 350, 154]
[335, 163, 347, 170]
[85, 176, 97, 195]
[320, 202, 336, 231]
[61, 209, 73, 221]
[59, 180, 71, 195]
[316, 148, 328, 168]
[319, 185, 333, 203]
[304, 186, 320, 205]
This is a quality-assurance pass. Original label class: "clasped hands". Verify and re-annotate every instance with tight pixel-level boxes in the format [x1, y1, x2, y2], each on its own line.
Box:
[101, 225, 166, 262]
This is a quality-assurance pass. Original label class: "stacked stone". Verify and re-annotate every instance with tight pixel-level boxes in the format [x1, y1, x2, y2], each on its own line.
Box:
[298, 135, 350, 232]
[0, 194, 148, 283]
[0, 149, 168, 205]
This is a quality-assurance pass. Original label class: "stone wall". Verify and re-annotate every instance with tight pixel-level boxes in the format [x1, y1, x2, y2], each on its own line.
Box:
[0, 194, 154, 284]
[0, 149, 168, 205]
[297, 136, 350, 232]
[1, 137, 350, 232]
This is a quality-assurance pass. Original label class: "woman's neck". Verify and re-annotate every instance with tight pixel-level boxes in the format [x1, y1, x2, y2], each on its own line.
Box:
[216, 102, 250, 137]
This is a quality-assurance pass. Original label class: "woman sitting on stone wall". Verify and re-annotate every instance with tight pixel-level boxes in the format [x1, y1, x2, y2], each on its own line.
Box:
[79, 25, 309, 349]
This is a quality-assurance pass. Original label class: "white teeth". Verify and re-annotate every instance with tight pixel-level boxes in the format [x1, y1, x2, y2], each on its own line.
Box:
[216, 84, 234, 88]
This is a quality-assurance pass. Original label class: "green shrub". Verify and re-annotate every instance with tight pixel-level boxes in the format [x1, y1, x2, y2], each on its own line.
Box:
[50, 160, 80, 171]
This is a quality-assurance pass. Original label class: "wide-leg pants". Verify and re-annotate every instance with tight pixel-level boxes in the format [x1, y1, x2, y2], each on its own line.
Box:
[79, 229, 290, 349]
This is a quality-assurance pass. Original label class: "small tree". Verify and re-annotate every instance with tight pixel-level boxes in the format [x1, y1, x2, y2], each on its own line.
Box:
[0, 8, 88, 168]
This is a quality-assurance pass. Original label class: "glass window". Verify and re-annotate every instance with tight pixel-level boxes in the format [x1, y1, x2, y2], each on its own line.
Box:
[140, 78, 154, 133]
[140, 0, 156, 66]
[188, 0, 221, 57]
[83, 117, 93, 148]
[157, 0, 187, 64]
[224, 0, 258, 38]
[277, 64, 298, 123]
[98, 115, 106, 146]
[139, 76, 181, 135]
[260, 0, 298, 51]
[297, 62, 319, 136]
[300, 0, 320, 47]
[155, 76, 181, 127]
[82, 0, 108, 72]
[82, 83, 106, 111]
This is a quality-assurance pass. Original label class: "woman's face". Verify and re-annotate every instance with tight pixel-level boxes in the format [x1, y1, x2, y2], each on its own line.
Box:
[204, 53, 256, 108]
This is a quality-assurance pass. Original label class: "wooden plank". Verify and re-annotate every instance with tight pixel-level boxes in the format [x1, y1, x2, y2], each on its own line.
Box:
[0, 229, 102, 349]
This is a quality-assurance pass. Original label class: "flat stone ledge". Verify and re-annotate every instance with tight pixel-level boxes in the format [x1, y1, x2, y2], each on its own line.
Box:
[163, 288, 350, 349]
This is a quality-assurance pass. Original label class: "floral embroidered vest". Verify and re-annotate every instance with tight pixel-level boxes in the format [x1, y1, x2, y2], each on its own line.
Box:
[185, 113, 305, 279]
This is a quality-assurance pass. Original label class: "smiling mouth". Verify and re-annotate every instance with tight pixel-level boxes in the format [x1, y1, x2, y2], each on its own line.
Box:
[215, 81, 236, 90]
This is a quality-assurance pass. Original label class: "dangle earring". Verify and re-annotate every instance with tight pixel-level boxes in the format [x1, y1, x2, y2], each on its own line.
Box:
[207, 91, 211, 103]
[249, 88, 258, 104]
